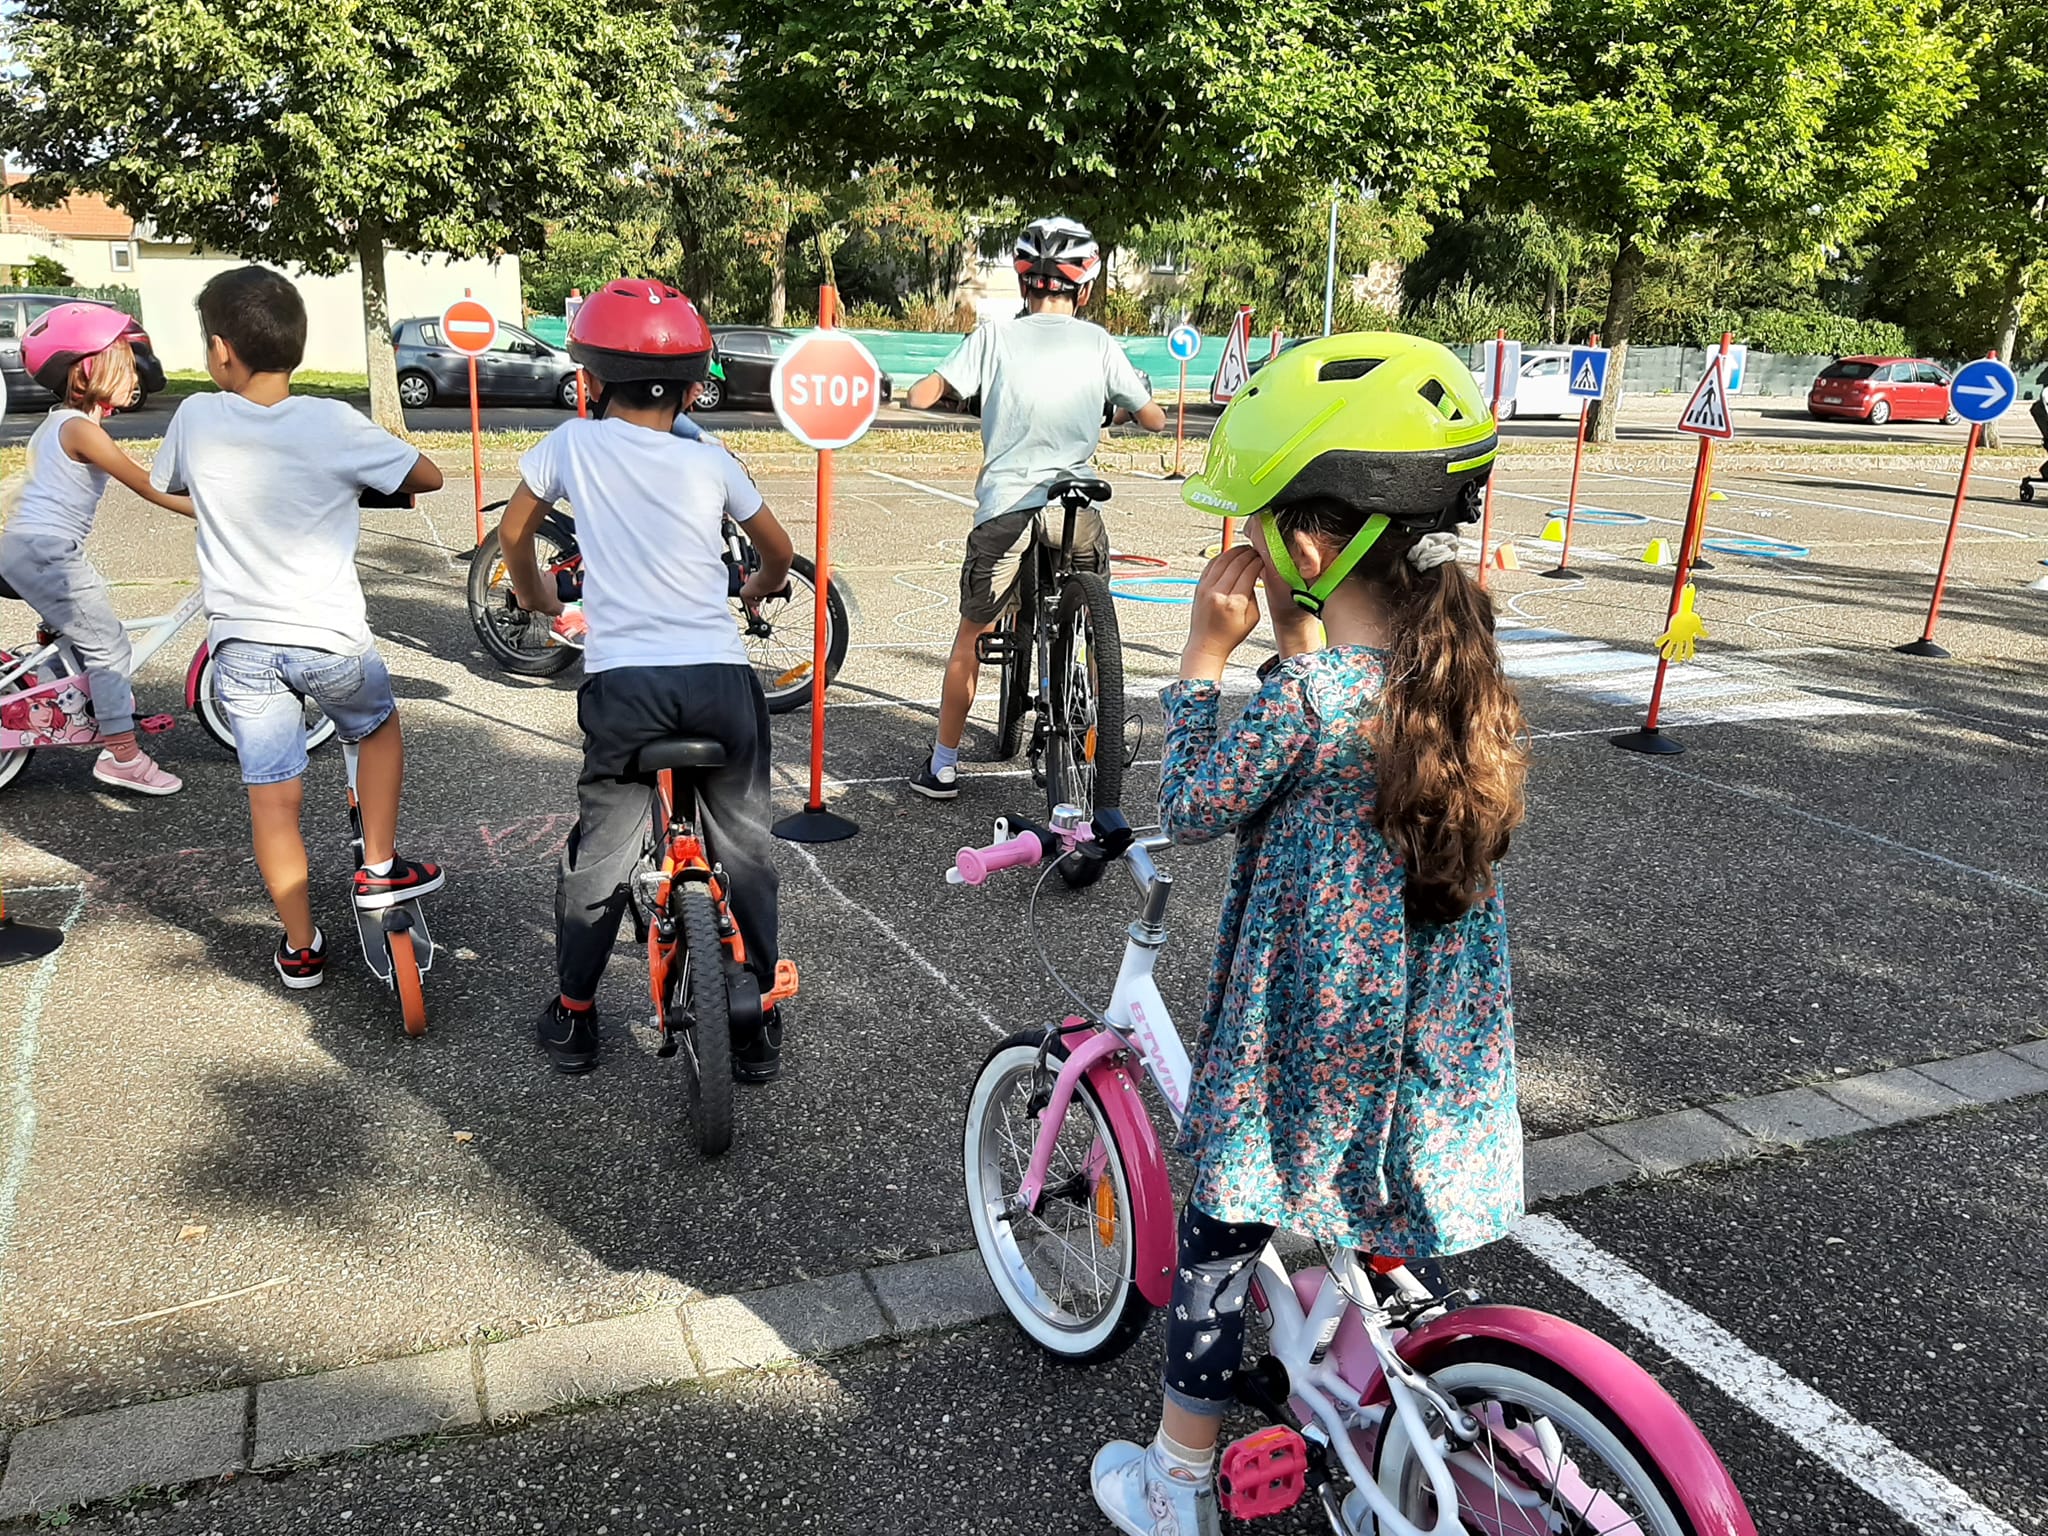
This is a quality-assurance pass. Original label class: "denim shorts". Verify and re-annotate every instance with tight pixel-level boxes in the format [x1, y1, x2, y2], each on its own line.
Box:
[210, 641, 396, 786]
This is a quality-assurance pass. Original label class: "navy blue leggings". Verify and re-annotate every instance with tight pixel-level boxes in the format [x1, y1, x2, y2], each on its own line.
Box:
[1161, 1203, 1275, 1417]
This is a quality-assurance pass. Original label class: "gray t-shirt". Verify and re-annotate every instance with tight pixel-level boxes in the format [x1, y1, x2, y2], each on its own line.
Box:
[936, 315, 1152, 523]
[151, 392, 419, 653]
[7, 409, 109, 544]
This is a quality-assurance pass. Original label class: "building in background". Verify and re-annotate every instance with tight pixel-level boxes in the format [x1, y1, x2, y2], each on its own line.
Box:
[1, 175, 522, 373]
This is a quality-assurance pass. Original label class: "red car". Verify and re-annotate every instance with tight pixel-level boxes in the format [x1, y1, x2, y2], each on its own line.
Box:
[1807, 356, 1959, 426]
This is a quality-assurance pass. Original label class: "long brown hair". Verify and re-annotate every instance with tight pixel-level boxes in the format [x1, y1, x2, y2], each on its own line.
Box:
[1275, 500, 1529, 924]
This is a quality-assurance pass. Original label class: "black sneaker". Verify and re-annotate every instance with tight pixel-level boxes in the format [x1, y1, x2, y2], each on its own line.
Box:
[538, 999, 599, 1075]
[275, 930, 327, 990]
[354, 855, 447, 910]
[733, 1005, 783, 1084]
[910, 760, 958, 800]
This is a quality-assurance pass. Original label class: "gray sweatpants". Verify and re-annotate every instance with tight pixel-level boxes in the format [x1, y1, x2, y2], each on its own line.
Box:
[0, 530, 135, 735]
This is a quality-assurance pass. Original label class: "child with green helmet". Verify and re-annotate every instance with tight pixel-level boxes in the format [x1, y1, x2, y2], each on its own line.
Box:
[1091, 334, 1532, 1536]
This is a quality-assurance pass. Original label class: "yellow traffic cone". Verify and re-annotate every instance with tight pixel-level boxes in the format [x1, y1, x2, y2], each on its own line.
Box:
[1491, 543, 1520, 571]
[1643, 539, 1671, 565]
[1540, 517, 1567, 543]
[1708, 490, 1726, 502]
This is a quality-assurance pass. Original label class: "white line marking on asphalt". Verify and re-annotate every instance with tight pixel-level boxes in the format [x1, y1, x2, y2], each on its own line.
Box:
[1648, 760, 2048, 902]
[0, 887, 87, 1304]
[1515, 1214, 2023, 1536]
[1595, 471, 2026, 539]
[788, 845, 1005, 1037]
[866, 469, 977, 508]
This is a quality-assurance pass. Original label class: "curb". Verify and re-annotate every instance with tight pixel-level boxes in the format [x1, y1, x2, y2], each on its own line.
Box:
[4, 1043, 2045, 1522]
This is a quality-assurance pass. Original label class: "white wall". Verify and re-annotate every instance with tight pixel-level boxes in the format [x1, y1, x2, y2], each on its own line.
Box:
[131, 247, 525, 373]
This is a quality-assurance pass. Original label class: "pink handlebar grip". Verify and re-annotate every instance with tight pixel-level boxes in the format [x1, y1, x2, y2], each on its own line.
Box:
[953, 831, 1045, 886]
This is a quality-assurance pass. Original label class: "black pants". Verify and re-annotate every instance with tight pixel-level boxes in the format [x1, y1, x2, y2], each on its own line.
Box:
[1162, 1203, 1276, 1417]
[556, 665, 778, 1003]
[2032, 397, 2048, 472]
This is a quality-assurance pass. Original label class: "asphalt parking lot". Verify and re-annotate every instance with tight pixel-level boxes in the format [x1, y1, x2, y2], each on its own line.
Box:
[3, 433, 2045, 1532]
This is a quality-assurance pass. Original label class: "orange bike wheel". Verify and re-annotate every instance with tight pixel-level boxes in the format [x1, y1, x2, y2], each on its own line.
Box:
[389, 929, 428, 1037]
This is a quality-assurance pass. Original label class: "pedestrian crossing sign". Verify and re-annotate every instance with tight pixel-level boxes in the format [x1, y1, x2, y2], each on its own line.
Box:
[1678, 358, 1735, 439]
[1568, 346, 1611, 400]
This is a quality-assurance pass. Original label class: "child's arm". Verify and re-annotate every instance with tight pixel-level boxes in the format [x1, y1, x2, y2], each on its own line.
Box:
[496, 481, 563, 617]
[60, 417, 195, 518]
[737, 504, 794, 600]
[398, 452, 444, 494]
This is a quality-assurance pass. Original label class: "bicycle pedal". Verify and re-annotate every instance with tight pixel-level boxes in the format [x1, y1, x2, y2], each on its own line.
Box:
[974, 632, 1013, 666]
[1217, 1426, 1308, 1520]
[138, 714, 176, 735]
[765, 958, 800, 1009]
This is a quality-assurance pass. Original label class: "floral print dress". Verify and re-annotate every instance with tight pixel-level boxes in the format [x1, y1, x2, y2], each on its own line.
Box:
[1160, 646, 1522, 1257]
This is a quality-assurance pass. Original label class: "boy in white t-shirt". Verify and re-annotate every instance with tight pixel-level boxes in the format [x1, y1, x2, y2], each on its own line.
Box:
[496, 279, 795, 1080]
[151, 267, 446, 990]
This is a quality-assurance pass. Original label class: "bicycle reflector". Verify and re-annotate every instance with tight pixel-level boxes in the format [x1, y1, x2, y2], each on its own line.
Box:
[1217, 1425, 1308, 1519]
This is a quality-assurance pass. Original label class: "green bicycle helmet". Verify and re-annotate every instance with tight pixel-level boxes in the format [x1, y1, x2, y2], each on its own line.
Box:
[1184, 333, 1499, 611]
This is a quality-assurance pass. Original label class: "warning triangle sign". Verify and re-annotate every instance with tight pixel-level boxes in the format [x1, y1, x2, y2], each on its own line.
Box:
[1679, 359, 1734, 439]
[1572, 358, 1601, 393]
[1211, 307, 1253, 404]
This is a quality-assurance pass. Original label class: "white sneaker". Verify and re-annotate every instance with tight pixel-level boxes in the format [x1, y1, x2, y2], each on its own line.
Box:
[1090, 1440, 1221, 1536]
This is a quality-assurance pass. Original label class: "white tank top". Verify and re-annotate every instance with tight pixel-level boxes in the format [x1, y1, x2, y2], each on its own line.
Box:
[5, 409, 110, 544]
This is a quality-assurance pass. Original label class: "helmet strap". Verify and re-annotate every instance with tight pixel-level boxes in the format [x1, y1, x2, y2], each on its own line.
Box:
[1258, 511, 1391, 614]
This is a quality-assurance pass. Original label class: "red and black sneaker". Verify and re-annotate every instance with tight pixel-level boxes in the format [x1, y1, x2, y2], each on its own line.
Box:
[352, 855, 446, 910]
[275, 930, 327, 990]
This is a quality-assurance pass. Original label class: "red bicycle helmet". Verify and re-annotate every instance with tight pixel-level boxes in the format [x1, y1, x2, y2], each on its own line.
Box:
[567, 279, 712, 384]
[22, 302, 134, 395]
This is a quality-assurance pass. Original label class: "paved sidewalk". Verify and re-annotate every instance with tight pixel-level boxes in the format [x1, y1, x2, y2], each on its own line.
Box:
[5, 1034, 2042, 1521]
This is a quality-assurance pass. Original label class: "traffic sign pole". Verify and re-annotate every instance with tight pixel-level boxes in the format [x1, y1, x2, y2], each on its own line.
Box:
[1614, 334, 1732, 756]
[438, 289, 500, 553]
[1545, 331, 1601, 580]
[1899, 351, 2017, 655]
[1172, 358, 1187, 479]
[1477, 328, 1508, 589]
[467, 353, 484, 546]
[1897, 421, 1981, 659]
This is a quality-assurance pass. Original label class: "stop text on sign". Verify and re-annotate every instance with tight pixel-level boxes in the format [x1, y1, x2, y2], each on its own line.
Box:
[771, 331, 884, 450]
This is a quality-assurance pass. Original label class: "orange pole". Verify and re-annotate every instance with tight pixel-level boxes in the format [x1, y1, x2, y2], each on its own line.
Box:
[1638, 430, 1719, 734]
[1683, 335, 1733, 568]
[468, 355, 484, 547]
[576, 369, 588, 418]
[1549, 330, 1600, 578]
[806, 284, 836, 814]
[1476, 327, 1508, 588]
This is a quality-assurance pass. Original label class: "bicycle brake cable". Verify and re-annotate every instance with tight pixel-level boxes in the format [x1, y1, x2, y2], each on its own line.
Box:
[1027, 854, 1105, 1023]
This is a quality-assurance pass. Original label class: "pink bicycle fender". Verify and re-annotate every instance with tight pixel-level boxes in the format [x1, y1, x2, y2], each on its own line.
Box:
[1392, 1304, 1758, 1536]
[184, 643, 209, 710]
[1063, 1021, 1178, 1308]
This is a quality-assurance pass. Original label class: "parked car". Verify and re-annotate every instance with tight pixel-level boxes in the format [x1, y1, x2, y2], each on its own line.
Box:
[700, 326, 894, 411]
[392, 317, 580, 410]
[0, 293, 167, 410]
[1807, 357, 1959, 426]
[1495, 348, 1577, 420]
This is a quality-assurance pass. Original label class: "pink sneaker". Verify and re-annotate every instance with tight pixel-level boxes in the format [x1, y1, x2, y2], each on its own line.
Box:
[93, 748, 183, 797]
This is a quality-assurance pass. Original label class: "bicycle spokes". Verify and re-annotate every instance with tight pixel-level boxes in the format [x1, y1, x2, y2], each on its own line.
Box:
[1420, 1399, 1659, 1536]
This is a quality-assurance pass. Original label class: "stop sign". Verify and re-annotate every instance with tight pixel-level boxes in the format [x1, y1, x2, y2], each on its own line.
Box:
[439, 297, 498, 357]
[770, 332, 883, 450]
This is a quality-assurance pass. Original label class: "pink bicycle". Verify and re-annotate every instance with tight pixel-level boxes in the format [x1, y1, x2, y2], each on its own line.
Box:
[953, 808, 1757, 1536]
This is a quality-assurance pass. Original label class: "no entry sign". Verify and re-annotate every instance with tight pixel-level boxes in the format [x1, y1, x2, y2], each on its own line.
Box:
[771, 333, 883, 450]
[439, 297, 498, 357]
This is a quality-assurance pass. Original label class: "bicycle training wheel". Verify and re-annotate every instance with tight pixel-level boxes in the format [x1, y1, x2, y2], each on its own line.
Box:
[1372, 1344, 1703, 1536]
[387, 927, 428, 1038]
[963, 1030, 1152, 1363]
[672, 886, 735, 1157]
[991, 562, 1035, 761]
[466, 519, 581, 677]
[738, 552, 848, 715]
[194, 648, 337, 757]
[1047, 571, 1125, 888]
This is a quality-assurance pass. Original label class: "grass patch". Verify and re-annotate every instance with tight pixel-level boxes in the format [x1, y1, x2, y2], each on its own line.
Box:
[158, 370, 366, 402]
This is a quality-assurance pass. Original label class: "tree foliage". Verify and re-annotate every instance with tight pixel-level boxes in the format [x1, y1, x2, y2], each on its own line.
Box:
[711, 0, 1537, 246]
[0, 0, 683, 425]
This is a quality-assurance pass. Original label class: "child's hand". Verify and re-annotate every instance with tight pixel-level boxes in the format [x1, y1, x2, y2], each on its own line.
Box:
[1181, 545, 1263, 680]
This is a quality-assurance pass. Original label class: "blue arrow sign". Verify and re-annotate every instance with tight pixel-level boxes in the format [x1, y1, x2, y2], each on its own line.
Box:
[1948, 358, 2016, 424]
[1567, 346, 1611, 399]
[1167, 324, 1202, 362]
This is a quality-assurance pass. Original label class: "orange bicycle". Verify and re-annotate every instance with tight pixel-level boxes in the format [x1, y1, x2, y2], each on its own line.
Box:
[628, 736, 797, 1156]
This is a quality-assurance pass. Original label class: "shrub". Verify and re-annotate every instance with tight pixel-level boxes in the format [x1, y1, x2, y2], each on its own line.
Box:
[1398, 284, 1543, 346]
[1097, 286, 1153, 336]
[840, 299, 900, 330]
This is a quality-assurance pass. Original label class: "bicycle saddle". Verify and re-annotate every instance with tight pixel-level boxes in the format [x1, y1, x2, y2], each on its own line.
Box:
[633, 736, 727, 773]
[1048, 477, 1112, 508]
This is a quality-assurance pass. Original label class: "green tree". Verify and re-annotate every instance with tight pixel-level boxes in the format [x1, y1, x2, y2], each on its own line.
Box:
[0, 0, 682, 428]
[711, 0, 1538, 248]
[1495, 0, 1964, 438]
[18, 255, 74, 288]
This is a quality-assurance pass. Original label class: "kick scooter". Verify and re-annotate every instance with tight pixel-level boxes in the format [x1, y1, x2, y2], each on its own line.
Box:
[342, 739, 434, 1036]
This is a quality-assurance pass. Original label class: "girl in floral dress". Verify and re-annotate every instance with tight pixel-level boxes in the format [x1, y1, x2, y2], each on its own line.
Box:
[1092, 334, 1531, 1536]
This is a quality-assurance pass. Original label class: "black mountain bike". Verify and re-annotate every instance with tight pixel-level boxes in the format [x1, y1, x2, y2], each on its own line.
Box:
[978, 477, 1126, 888]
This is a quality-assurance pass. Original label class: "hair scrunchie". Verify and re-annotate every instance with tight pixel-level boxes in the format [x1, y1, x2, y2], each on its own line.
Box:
[1407, 531, 1461, 573]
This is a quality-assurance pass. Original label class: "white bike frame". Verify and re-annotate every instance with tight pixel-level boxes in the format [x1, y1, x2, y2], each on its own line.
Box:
[0, 589, 205, 693]
[1029, 826, 1469, 1536]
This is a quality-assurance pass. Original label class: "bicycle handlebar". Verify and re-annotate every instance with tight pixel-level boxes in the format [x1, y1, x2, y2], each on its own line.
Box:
[948, 825, 1062, 886]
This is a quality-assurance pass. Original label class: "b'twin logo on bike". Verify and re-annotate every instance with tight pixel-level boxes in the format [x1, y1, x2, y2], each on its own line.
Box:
[1125, 1000, 1188, 1116]
[1186, 487, 1238, 513]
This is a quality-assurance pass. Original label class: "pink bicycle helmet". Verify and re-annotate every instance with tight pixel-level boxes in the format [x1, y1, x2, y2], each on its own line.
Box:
[22, 302, 135, 395]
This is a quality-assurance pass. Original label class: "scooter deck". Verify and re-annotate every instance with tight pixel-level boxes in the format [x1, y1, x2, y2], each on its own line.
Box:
[352, 899, 434, 987]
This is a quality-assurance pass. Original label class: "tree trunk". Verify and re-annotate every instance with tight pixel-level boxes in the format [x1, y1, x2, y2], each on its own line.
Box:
[357, 225, 403, 433]
[1985, 259, 2028, 450]
[767, 199, 789, 327]
[1588, 236, 1645, 444]
[1542, 268, 1562, 345]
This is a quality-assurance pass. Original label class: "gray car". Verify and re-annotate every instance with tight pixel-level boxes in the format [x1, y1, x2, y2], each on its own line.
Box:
[392, 317, 579, 410]
[1, 293, 168, 411]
